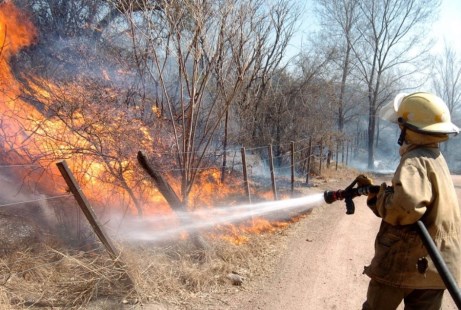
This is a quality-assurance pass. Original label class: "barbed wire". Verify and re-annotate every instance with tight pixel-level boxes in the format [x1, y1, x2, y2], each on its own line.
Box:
[0, 194, 73, 208]
[0, 164, 41, 168]
[0, 139, 351, 177]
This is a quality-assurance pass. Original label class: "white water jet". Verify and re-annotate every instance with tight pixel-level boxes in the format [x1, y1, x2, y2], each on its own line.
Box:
[117, 193, 325, 242]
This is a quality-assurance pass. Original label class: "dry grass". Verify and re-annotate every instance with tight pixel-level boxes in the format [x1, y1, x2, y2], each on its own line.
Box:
[0, 246, 131, 309]
[0, 229, 286, 309]
[308, 163, 361, 189]
[120, 234, 282, 309]
[0, 165, 361, 309]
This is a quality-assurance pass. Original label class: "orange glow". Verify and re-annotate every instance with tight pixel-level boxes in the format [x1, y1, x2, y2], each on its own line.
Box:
[0, 3, 297, 244]
[0, 2, 37, 58]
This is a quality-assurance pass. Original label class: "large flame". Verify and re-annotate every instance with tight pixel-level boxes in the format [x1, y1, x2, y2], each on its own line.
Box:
[0, 2, 162, 212]
[0, 2, 37, 58]
[0, 2, 38, 132]
[0, 2, 44, 167]
[0, 3, 298, 244]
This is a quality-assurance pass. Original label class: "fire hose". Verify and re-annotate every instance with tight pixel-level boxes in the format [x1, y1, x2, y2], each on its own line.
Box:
[324, 182, 461, 308]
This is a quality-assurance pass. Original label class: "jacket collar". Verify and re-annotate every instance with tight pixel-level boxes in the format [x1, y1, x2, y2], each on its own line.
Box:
[399, 129, 446, 156]
[399, 142, 439, 156]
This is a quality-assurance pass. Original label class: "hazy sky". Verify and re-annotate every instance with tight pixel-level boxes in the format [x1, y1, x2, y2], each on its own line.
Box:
[288, 0, 461, 60]
[432, 0, 461, 54]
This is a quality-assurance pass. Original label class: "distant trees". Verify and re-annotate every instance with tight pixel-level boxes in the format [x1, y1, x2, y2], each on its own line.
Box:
[7, 0, 450, 219]
[432, 44, 461, 120]
[315, 0, 441, 169]
[432, 43, 461, 152]
[315, 0, 360, 133]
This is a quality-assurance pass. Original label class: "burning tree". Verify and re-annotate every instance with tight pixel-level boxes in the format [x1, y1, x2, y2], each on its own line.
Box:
[0, 0, 301, 244]
[115, 0, 299, 207]
[0, 2, 173, 220]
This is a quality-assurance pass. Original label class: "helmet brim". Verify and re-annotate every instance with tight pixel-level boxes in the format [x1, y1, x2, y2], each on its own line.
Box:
[410, 121, 460, 135]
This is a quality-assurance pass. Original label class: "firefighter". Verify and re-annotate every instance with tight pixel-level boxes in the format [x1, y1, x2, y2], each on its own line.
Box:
[362, 92, 461, 310]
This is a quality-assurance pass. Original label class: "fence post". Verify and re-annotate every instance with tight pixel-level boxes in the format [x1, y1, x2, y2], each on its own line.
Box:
[268, 144, 278, 200]
[241, 147, 251, 203]
[306, 137, 312, 185]
[56, 160, 135, 288]
[319, 139, 323, 175]
[346, 139, 350, 166]
[335, 139, 339, 171]
[291, 141, 295, 194]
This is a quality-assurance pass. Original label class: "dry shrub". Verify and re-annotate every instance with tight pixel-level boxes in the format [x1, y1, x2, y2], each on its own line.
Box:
[0, 227, 286, 309]
[0, 286, 10, 310]
[0, 246, 130, 309]
[118, 231, 287, 309]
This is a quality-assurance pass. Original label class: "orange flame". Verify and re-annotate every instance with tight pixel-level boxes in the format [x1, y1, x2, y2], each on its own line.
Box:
[0, 2, 41, 161]
[0, 2, 37, 58]
[0, 3, 297, 244]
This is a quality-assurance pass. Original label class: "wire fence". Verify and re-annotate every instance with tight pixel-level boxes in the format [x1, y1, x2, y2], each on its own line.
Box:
[0, 134, 358, 212]
[0, 134, 362, 284]
[0, 133, 362, 249]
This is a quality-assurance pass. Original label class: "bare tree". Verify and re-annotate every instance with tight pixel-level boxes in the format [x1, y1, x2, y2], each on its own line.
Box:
[116, 0, 299, 207]
[432, 43, 461, 120]
[432, 42, 461, 152]
[352, 0, 439, 169]
[315, 0, 361, 132]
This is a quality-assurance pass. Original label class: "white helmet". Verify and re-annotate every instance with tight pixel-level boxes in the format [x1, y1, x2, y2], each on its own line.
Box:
[380, 92, 459, 134]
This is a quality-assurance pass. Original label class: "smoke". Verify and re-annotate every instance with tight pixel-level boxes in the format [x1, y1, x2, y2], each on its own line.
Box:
[0, 168, 66, 235]
[346, 118, 400, 174]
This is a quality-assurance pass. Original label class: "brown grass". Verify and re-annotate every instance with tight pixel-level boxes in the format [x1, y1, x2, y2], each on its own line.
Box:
[0, 164, 360, 309]
[0, 230, 286, 309]
[0, 246, 131, 309]
[115, 232, 287, 309]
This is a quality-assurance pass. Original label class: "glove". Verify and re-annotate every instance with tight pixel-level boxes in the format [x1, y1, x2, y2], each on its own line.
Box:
[367, 182, 392, 218]
[353, 174, 379, 207]
[355, 174, 373, 188]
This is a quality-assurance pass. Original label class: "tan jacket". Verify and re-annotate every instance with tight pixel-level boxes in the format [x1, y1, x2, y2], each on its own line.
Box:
[364, 133, 461, 289]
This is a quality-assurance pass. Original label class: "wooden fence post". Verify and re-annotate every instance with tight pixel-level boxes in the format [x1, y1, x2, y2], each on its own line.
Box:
[338, 139, 344, 165]
[319, 139, 323, 175]
[335, 139, 339, 170]
[241, 147, 251, 203]
[346, 140, 352, 166]
[56, 160, 120, 260]
[291, 141, 295, 194]
[268, 144, 278, 200]
[56, 160, 135, 288]
[306, 137, 312, 185]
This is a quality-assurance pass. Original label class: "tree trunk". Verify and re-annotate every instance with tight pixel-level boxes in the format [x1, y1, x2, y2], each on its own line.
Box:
[367, 105, 376, 170]
[338, 44, 351, 132]
[221, 110, 229, 183]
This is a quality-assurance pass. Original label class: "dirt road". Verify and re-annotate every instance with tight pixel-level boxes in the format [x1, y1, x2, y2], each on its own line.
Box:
[223, 176, 461, 310]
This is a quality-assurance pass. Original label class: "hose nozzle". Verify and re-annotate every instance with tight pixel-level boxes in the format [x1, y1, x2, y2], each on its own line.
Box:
[323, 185, 380, 214]
[323, 190, 345, 204]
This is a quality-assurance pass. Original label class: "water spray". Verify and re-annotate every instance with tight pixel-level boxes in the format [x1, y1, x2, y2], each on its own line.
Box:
[120, 193, 325, 242]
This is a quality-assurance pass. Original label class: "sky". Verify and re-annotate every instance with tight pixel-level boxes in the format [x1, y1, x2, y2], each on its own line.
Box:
[286, 0, 461, 61]
[432, 0, 461, 54]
